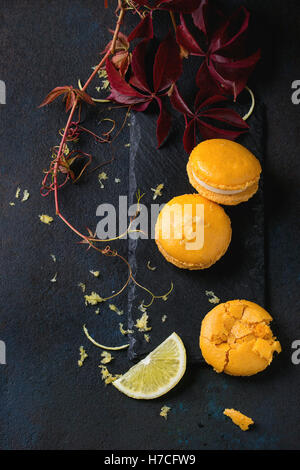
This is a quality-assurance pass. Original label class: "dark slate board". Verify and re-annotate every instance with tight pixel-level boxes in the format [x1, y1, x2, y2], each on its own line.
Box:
[126, 102, 265, 363]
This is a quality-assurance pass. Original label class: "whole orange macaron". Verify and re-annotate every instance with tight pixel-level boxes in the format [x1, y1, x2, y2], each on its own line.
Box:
[187, 139, 262, 205]
[155, 194, 232, 270]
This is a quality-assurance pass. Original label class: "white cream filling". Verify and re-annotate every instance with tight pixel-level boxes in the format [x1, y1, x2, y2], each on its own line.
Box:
[192, 170, 245, 195]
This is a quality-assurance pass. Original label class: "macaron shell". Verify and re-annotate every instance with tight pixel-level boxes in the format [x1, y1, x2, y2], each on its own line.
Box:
[189, 139, 262, 190]
[199, 300, 281, 376]
[187, 159, 259, 205]
[155, 194, 232, 270]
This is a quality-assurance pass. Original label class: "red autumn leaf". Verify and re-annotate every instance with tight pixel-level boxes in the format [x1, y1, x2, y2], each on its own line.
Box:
[155, 96, 172, 147]
[127, 13, 154, 42]
[176, 14, 205, 55]
[153, 33, 182, 92]
[176, 5, 261, 99]
[129, 39, 150, 93]
[102, 30, 131, 77]
[39, 86, 94, 112]
[104, 29, 130, 53]
[106, 58, 147, 105]
[192, 0, 224, 39]
[170, 85, 249, 153]
[39, 86, 72, 108]
[106, 35, 182, 147]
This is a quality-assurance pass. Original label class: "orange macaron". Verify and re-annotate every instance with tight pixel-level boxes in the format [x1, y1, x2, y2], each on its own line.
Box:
[155, 194, 232, 270]
[187, 139, 262, 205]
[200, 300, 281, 376]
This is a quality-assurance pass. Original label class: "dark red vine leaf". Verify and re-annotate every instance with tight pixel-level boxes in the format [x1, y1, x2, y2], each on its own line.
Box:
[170, 85, 249, 153]
[176, 14, 205, 55]
[106, 58, 147, 105]
[39, 86, 94, 112]
[192, 0, 224, 39]
[106, 35, 182, 147]
[153, 33, 182, 92]
[127, 12, 154, 42]
[176, 4, 261, 99]
[130, 39, 150, 92]
[155, 96, 172, 147]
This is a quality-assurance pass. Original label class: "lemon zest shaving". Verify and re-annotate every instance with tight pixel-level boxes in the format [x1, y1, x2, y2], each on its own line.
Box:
[21, 190, 30, 202]
[109, 304, 124, 316]
[147, 261, 157, 271]
[39, 214, 53, 225]
[84, 292, 104, 305]
[101, 351, 113, 364]
[50, 254, 56, 262]
[135, 312, 152, 332]
[144, 334, 150, 343]
[90, 270, 100, 278]
[78, 282, 86, 293]
[205, 290, 220, 304]
[50, 273, 57, 283]
[83, 324, 129, 351]
[99, 365, 121, 385]
[160, 405, 171, 420]
[119, 323, 134, 335]
[9, 202, 15, 206]
[15, 187, 21, 199]
[98, 172, 108, 189]
[78, 346, 88, 367]
[151, 183, 164, 200]
[162, 315, 167, 323]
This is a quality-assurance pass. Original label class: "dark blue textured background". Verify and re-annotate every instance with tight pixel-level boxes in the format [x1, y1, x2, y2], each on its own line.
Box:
[0, 0, 299, 450]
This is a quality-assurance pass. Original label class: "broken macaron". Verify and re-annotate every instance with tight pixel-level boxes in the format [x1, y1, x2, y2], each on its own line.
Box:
[187, 139, 262, 205]
[199, 300, 281, 376]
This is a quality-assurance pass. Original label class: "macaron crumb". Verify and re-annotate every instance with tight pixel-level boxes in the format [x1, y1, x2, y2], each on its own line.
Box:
[223, 408, 254, 431]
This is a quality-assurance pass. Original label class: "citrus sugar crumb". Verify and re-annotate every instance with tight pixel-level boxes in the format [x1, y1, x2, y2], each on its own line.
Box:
[135, 312, 152, 332]
[9, 202, 15, 206]
[39, 214, 53, 225]
[15, 187, 21, 198]
[50, 254, 56, 262]
[144, 334, 150, 343]
[160, 406, 171, 420]
[84, 292, 104, 305]
[78, 346, 88, 367]
[162, 315, 167, 323]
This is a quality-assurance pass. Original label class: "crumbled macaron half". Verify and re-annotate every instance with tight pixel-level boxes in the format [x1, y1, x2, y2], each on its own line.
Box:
[200, 300, 281, 376]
